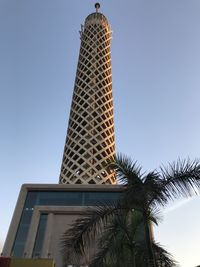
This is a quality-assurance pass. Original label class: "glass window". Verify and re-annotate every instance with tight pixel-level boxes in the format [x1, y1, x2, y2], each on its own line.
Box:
[84, 192, 121, 205]
[12, 192, 37, 257]
[25, 192, 38, 208]
[37, 191, 82, 206]
[12, 243, 24, 257]
[32, 214, 48, 258]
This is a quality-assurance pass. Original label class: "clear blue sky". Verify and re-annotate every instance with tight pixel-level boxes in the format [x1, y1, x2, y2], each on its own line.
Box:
[0, 0, 200, 266]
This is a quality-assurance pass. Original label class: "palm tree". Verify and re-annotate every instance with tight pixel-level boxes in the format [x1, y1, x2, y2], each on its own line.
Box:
[62, 205, 177, 267]
[108, 155, 200, 266]
[61, 155, 200, 267]
[88, 208, 178, 267]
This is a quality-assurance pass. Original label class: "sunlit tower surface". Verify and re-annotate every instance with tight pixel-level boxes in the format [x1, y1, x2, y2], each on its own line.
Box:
[59, 3, 116, 185]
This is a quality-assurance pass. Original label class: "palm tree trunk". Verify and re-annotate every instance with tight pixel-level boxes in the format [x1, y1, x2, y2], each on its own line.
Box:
[143, 212, 156, 267]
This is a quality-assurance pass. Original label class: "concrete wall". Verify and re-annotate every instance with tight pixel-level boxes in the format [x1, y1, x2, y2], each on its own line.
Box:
[25, 206, 90, 267]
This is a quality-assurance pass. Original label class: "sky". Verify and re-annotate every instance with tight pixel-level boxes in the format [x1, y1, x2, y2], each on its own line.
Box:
[0, 0, 200, 266]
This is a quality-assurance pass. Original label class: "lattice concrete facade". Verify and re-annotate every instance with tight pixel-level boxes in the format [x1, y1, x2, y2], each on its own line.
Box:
[59, 6, 116, 185]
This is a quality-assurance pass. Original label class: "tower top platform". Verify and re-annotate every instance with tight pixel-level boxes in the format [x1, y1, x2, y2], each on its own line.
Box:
[84, 3, 109, 27]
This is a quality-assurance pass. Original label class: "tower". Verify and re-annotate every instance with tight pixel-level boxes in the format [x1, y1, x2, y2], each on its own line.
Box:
[59, 3, 116, 185]
[2, 5, 123, 267]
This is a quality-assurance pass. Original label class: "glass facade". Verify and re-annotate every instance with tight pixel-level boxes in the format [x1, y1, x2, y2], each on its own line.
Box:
[12, 190, 121, 257]
[32, 214, 48, 258]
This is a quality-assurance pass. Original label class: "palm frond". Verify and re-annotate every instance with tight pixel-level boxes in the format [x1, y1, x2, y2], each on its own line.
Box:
[160, 158, 200, 200]
[90, 225, 125, 267]
[89, 246, 109, 267]
[61, 203, 119, 264]
[153, 242, 179, 267]
[90, 210, 141, 267]
[107, 153, 142, 185]
[146, 206, 162, 226]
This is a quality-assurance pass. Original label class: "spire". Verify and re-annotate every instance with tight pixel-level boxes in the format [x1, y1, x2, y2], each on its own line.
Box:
[59, 7, 116, 185]
[95, 3, 100, 13]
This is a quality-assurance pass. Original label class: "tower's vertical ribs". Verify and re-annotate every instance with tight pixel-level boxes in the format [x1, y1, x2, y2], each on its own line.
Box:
[59, 6, 116, 185]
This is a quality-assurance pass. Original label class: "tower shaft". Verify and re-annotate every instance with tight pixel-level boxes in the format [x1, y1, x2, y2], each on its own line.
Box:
[59, 11, 116, 185]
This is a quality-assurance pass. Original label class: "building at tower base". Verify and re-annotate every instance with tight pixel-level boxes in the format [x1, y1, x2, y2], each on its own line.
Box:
[3, 184, 122, 267]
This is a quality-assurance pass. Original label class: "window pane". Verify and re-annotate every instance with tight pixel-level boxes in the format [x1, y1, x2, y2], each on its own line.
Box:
[32, 214, 48, 257]
[84, 192, 121, 205]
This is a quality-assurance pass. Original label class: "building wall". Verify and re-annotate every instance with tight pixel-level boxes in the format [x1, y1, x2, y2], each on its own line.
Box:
[3, 184, 122, 267]
[25, 206, 91, 267]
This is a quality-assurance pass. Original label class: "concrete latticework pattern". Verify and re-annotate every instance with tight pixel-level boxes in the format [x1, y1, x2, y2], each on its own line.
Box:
[59, 9, 116, 185]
